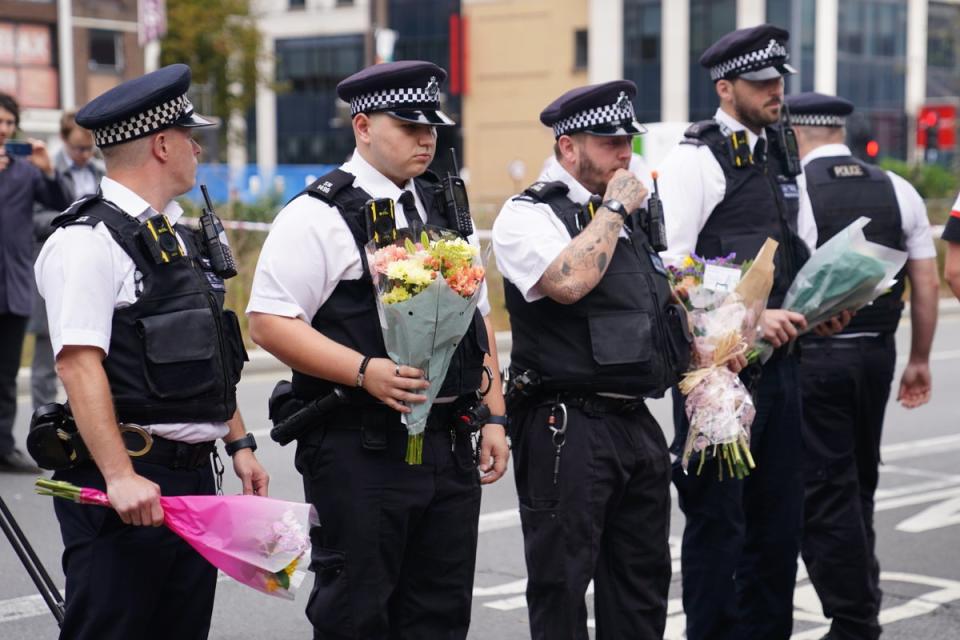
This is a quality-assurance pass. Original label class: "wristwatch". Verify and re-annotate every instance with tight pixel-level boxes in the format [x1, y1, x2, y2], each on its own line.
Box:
[600, 198, 629, 220]
[486, 415, 508, 427]
[224, 433, 258, 457]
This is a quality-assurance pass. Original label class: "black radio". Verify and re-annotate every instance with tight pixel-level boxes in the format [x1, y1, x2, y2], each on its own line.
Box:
[777, 103, 802, 177]
[199, 184, 238, 279]
[441, 148, 474, 237]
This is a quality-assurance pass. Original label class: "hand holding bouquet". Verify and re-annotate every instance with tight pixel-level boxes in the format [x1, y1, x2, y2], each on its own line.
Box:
[669, 239, 778, 478]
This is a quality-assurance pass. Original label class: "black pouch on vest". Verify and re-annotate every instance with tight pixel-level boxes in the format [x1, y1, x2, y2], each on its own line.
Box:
[26, 403, 91, 471]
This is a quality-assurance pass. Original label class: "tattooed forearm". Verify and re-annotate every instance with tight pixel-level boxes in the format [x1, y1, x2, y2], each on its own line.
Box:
[537, 208, 623, 304]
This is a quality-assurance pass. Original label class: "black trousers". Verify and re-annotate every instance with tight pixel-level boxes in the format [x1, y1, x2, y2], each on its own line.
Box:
[52, 458, 218, 640]
[672, 355, 804, 640]
[512, 399, 671, 640]
[0, 312, 28, 455]
[800, 335, 896, 640]
[297, 423, 481, 640]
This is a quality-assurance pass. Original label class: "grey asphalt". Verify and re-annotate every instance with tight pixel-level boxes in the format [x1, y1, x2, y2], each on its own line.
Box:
[1, 310, 959, 639]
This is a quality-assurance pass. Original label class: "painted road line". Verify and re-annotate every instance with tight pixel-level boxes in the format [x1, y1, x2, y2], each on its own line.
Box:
[478, 509, 520, 533]
[876, 486, 960, 512]
[0, 592, 58, 624]
[881, 433, 960, 462]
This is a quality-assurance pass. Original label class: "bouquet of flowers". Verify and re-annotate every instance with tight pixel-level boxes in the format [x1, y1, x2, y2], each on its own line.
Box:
[753, 217, 909, 362]
[36, 479, 317, 600]
[368, 227, 489, 464]
[669, 239, 778, 478]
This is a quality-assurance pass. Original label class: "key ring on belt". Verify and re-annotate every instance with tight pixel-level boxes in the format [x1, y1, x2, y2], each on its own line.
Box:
[548, 402, 567, 448]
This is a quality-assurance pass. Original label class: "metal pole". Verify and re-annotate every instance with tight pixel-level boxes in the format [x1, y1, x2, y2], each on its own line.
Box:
[0, 495, 65, 626]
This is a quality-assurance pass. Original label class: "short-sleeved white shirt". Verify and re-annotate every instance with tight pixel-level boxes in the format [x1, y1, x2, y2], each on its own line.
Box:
[246, 150, 490, 322]
[795, 143, 936, 260]
[35, 177, 228, 443]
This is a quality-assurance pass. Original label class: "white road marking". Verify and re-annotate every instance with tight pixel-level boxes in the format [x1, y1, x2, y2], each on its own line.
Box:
[896, 496, 960, 533]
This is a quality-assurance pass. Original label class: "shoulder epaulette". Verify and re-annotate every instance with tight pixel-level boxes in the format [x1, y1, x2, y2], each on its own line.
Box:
[683, 120, 720, 140]
[303, 169, 357, 204]
[51, 194, 102, 229]
[520, 180, 570, 203]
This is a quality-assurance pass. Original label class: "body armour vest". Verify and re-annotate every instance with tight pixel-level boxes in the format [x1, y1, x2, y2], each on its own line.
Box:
[503, 181, 692, 398]
[682, 120, 810, 309]
[291, 168, 489, 403]
[805, 155, 906, 334]
[52, 196, 245, 424]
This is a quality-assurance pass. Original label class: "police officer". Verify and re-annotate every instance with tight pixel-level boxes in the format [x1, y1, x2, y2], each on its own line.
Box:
[943, 193, 960, 300]
[657, 25, 829, 639]
[34, 64, 269, 640]
[246, 61, 509, 639]
[493, 80, 692, 639]
[787, 92, 939, 640]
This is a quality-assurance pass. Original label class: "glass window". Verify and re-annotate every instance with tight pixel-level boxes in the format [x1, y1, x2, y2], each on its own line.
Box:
[289, 0, 306, 9]
[574, 29, 588, 71]
[688, 0, 736, 122]
[927, 2, 960, 99]
[766, 0, 816, 94]
[275, 34, 365, 164]
[623, 0, 661, 123]
[89, 29, 123, 72]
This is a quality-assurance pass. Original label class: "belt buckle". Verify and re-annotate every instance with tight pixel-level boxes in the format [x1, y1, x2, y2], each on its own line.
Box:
[119, 423, 154, 457]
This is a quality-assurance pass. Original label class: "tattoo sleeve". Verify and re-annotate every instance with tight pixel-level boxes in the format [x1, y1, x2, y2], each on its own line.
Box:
[537, 208, 624, 304]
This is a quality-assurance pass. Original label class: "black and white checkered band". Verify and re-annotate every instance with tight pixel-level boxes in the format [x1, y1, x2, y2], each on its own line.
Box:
[552, 92, 637, 137]
[791, 113, 846, 127]
[350, 76, 442, 115]
[93, 95, 191, 147]
[709, 39, 789, 80]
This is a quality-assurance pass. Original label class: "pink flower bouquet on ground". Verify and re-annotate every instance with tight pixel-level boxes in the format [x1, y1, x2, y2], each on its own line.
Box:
[668, 239, 778, 479]
[36, 479, 318, 599]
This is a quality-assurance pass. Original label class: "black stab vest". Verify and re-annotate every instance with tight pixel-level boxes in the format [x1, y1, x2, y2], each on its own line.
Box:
[290, 168, 489, 403]
[503, 181, 692, 397]
[804, 155, 906, 334]
[682, 120, 810, 309]
[52, 196, 245, 425]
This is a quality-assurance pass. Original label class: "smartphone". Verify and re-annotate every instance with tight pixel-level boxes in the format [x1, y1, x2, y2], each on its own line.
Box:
[4, 141, 33, 156]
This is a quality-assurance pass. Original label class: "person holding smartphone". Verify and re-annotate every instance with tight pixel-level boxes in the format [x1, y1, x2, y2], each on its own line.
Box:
[0, 92, 68, 473]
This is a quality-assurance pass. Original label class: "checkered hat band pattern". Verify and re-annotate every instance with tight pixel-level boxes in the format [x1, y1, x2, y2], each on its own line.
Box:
[93, 95, 189, 147]
[552, 100, 637, 137]
[791, 113, 846, 127]
[710, 39, 789, 80]
[350, 88, 440, 115]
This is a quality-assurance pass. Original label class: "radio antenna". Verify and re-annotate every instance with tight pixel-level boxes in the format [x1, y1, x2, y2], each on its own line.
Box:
[449, 148, 460, 176]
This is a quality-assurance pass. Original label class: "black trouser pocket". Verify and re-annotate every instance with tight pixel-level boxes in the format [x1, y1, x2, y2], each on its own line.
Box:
[305, 547, 354, 635]
[519, 503, 565, 589]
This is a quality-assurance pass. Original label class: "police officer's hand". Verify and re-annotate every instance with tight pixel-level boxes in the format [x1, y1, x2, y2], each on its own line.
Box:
[362, 358, 429, 413]
[726, 353, 749, 374]
[812, 310, 853, 337]
[106, 472, 164, 527]
[233, 449, 270, 496]
[478, 424, 509, 485]
[760, 309, 807, 348]
[603, 168, 648, 213]
[898, 361, 932, 409]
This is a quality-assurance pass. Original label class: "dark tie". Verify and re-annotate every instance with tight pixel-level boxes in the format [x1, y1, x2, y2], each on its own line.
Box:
[753, 137, 767, 165]
[398, 190, 421, 235]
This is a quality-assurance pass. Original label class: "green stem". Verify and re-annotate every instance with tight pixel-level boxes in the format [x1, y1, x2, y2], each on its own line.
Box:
[405, 432, 424, 465]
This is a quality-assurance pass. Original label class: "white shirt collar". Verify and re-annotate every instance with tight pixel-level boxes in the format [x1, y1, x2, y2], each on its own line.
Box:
[540, 158, 595, 205]
[99, 176, 184, 224]
[800, 143, 853, 169]
[714, 108, 766, 152]
[342, 150, 425, 226]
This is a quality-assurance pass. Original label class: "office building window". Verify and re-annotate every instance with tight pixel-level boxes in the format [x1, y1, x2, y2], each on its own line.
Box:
[623, 0, 661, 123]
[928, 2, 960, 99]
[275, 34, 365, 164]
[289, 0, 306, 9]
[766, 0, 815, 93]
[574, 29, 588, 71]
[89, 29, 123, 72]
[688, 0, 736, 122]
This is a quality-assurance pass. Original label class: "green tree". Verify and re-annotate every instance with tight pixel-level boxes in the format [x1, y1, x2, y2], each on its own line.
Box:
[160, 0, 263, 159]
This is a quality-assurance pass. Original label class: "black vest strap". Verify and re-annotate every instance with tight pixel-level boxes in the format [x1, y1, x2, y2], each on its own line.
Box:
[516, 180, 583, 238]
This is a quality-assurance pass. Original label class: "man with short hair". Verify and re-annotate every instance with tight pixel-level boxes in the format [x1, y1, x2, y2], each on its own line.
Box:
[0, 92, 67, 473]
[35, 64, 268, 640]
[494, 80, 694, 639]
[247, 60, 509, 639]
[788, 91, 939, 640]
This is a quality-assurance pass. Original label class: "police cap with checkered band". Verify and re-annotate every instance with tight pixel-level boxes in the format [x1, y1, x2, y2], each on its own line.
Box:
[75, 64, 214, 148]
[700, 24, 797, 82]
[785, 92, 854, 127]
[337, 60, 455, 127]
[539, 80, 647, 139]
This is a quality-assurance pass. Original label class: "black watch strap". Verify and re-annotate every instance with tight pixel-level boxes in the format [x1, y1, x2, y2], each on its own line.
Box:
[225, 433, 257, 457]
[601, 198, 629, 220]
[486, 415, 508, 427]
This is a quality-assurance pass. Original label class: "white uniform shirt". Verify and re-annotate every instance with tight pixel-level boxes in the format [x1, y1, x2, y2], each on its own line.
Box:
[35, 177, 228, 443]
[247, 150, 490, 323]
[795, 143, 936, 260]
[656, 108, 774, 265]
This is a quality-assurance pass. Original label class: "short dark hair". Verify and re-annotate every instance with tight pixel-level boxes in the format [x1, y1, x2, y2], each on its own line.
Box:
[0, 93, 20, 127]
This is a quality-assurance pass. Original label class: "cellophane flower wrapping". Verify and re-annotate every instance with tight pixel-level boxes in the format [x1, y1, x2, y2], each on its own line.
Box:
[670, 239, 778, 478]
[367, 227, 490, 463]
[753, 217, 909, 362]
[36, 479, 318, 600]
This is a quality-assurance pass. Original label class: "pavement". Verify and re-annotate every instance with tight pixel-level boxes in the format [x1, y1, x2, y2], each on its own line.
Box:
[1, 301, 959, 639]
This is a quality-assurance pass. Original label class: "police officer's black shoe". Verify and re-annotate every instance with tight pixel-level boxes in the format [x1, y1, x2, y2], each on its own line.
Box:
[0, 449, 42, 474]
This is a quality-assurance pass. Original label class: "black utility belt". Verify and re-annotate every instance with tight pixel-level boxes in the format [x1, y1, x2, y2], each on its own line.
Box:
[801, 334, 891, 349]
[533, 393, 646, 416]
[119, 427, 215, 470]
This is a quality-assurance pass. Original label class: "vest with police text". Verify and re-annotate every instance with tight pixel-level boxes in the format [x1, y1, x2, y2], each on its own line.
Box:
[682, 120, 810, 309]
[804, 154, 906, 334]
[291, 168, 489, 403]
[503, 181, 691, 397]
[52, 196, 245, 425]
